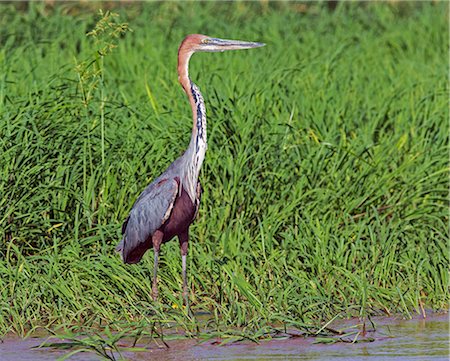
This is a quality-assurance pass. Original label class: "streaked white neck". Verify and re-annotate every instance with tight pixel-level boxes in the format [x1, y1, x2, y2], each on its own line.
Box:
[183, 81, 207, 202]
[178, 51, 207, 203]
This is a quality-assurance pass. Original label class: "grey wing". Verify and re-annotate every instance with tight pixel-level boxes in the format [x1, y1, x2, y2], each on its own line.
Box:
[118, 178, 179, 264]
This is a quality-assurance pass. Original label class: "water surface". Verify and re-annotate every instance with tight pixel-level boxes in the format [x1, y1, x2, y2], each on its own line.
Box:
[1, 313, 447, 360]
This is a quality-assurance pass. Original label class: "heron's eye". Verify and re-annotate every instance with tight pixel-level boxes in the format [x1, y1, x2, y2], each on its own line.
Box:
[202, 38, 211, 44]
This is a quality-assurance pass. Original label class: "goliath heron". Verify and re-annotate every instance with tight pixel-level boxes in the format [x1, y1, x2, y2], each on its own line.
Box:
[116, 34, 264, 305]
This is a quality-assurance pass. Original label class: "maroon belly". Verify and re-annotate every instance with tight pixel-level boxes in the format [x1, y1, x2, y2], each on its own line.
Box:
[160, 186, 196, 242]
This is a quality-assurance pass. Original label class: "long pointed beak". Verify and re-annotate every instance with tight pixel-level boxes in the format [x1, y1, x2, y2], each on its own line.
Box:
[201, 37, 265, 52]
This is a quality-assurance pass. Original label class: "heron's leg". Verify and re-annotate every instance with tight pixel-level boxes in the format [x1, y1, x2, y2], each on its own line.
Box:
[179, 231, 189, 307]
[152, 230, 163, 301]
[152, 251, 159, 301]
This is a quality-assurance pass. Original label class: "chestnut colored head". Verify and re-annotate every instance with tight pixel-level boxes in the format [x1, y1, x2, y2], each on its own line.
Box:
[177, 34, 265, 92]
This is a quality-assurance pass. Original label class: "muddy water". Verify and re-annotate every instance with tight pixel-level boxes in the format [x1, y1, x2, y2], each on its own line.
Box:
[0, 313, 448, 361]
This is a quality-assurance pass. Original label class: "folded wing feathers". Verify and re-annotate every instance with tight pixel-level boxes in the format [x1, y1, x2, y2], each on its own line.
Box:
[117, 178, 179, 260]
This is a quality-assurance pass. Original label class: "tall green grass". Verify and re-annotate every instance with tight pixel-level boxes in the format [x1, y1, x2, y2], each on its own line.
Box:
[0, 1, 448, 339]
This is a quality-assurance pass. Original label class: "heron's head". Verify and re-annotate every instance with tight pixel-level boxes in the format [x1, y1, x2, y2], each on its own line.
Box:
[179, 34, 265, 54]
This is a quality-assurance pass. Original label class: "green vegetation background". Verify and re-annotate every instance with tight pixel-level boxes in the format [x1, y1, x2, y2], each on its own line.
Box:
[0, 1, 448, 337]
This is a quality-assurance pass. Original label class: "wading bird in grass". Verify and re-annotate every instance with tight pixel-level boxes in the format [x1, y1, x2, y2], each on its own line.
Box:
[116, 34, 264, 307]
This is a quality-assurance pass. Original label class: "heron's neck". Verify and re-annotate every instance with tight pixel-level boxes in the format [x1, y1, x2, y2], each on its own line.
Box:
[188, 81, 207, 161]
[178, 52, 206, 144]
[178, 52, 207, 201]
[182, 81, 207, 200]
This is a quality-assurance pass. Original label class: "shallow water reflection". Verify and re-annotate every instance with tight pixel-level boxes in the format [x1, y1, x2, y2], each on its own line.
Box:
[185, 314, 449, 361]
[0, 313, 448, 361]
